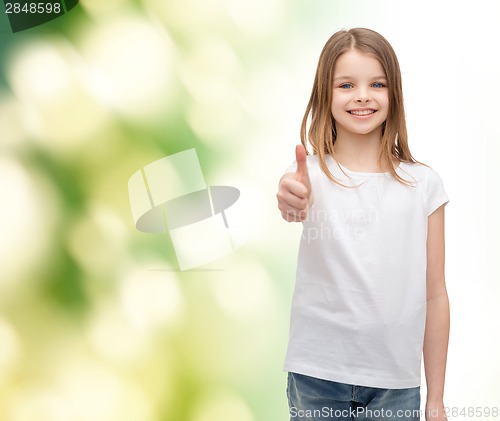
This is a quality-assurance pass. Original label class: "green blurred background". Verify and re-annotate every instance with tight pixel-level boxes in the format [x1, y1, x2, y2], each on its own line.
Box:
[1, 0, 499, 420]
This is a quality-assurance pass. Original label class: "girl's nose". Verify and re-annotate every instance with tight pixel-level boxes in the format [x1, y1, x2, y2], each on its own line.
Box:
[355, 92, 370, 103]
[355, 87, 370, 102]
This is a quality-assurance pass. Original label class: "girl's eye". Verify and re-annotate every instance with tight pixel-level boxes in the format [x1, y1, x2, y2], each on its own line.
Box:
[372, 82, 386, 88]
[339, 83, 353, 89]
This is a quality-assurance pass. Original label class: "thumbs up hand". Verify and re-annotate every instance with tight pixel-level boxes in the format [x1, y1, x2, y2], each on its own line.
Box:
[277, 144, 313, 222]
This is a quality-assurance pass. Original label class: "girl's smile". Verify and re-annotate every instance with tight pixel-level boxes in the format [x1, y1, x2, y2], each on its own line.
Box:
[347, 108, 378, 117]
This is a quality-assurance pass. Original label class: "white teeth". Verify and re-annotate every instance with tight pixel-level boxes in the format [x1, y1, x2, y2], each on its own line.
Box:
[350, 110, 375, 116]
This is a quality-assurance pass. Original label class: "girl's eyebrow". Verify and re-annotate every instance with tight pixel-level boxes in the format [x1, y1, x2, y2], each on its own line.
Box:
[333, 75, 387, 81]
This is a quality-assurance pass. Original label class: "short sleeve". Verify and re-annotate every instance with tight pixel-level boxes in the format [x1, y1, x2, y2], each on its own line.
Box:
[427, 168, 450, 216]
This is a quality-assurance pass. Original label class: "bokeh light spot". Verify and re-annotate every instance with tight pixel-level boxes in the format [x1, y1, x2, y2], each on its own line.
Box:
[0, 318, 22, 386]
[86, 301, 150, 363]
[190, 389, 255, 421]
[120, 266, 184, 332]
[80, 15, 174, 120]
[209, 258, 275, 323]
[66, 202, 129, 277]
[7, 387, 71, 421]
[8, 38, 109, 151]
[0, 157, 57, 295]
[57, 360, 153, 421]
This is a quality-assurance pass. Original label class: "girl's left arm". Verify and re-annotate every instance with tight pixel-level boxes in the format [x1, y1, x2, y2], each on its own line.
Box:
[423, 204, 450, 421]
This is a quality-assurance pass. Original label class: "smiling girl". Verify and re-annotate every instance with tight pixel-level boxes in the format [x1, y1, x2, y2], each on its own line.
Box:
[277, 28, 450, 421]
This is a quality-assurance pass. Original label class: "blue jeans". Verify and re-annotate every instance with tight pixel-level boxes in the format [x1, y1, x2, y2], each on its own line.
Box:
[287, 372, 421, 421]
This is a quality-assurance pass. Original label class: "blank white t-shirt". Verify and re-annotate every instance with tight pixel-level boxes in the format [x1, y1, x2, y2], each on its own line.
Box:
[283, 154, 449, 389]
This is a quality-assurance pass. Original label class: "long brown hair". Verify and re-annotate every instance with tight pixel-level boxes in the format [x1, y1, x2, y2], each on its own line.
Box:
[300, 27, 422, 186]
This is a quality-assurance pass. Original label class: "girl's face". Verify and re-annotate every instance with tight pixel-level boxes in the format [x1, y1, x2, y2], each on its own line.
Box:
[331, 49, 389, 139]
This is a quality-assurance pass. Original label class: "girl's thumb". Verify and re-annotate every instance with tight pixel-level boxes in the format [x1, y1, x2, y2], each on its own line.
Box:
[295, 144, 309, 180]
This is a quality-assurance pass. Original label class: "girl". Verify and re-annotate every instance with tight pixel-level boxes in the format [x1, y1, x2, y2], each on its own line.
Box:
[276, 28, 450, 421]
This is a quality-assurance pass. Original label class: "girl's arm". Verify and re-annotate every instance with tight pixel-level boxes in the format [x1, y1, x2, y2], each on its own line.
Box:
[423, 204, 450, 421]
